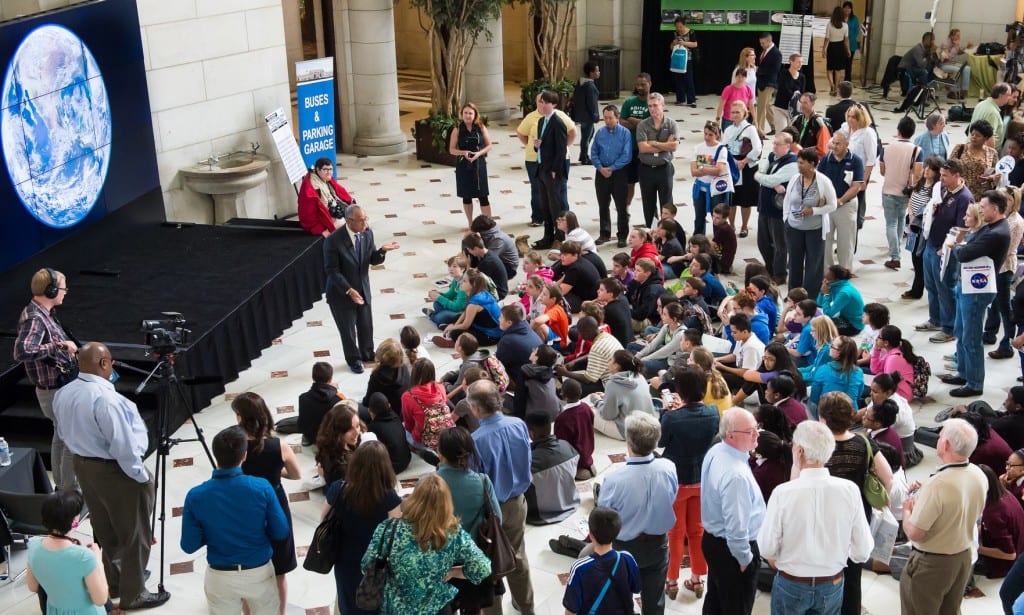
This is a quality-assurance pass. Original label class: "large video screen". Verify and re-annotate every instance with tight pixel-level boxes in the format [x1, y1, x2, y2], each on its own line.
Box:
[0, 0, 161, 272]
[660, 0, 794, 32]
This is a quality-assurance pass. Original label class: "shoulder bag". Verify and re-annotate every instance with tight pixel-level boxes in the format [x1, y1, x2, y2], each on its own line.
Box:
[859, 434, 889, 509]
[302, 486, 342, 573]
[355, 518, 400, 610]
[587, 551, 622, 615]
[476, 475, 517, 580]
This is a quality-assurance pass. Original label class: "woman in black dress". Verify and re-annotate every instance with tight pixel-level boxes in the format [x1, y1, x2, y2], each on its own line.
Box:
[232, 392, 302, 615]
[819, 391, 894, 615]
[449, 102, 493, 228]
[322, 440, 402, 615]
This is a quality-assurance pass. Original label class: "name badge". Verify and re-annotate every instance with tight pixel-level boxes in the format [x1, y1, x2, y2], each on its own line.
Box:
[843, 170, 854, 184]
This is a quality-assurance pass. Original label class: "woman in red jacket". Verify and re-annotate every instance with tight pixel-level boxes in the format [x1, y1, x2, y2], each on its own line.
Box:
[626, 228, 664, 280]
[297, 157, 354, 237]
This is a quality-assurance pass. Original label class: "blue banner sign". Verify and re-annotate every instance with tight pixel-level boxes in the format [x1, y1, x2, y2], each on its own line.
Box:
[296, 57, 336, 173]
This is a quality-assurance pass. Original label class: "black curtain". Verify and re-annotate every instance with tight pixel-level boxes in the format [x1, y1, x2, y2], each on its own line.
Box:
[640, 0, 816, 98]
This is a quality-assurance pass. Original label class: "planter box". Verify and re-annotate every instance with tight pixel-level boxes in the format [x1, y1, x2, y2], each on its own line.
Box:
[413, 122, 458, 167]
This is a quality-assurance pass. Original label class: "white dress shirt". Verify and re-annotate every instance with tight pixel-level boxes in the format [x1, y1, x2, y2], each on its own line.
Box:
[53, 372, 150, 483]
[757, 467, 873, 576]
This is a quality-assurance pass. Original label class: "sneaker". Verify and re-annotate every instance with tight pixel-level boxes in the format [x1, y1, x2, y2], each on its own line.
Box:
[915, 321, 941, 332]
[431, 335, 456, 349]
[934, 407, 956, 422]
[421, 307, 435, 318]
[943, 353, 957, 361]
[944, 362, 959, 372]
[929, 332, 956, 343]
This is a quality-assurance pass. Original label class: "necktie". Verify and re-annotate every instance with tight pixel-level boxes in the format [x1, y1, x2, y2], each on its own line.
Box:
[538, 116, 548, 164]
[354, 232, 362, 261]
[760, 49, 767, 63]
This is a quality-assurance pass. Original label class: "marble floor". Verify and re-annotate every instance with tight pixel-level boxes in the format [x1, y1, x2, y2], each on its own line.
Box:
[1, 84, 1015, 614]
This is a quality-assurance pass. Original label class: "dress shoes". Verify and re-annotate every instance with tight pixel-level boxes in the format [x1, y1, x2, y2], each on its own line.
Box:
[121, 589, 171, 610]
[949, 387, 983, 398]
[532, 238, 554, 250]
[990, 348, 1015, 359]
[348, 361, 364, 374]
[938, 374, 966, 385]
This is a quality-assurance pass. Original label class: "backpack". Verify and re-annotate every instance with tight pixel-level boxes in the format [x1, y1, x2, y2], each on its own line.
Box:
[481, 355, 510, 393]
[411, 394, 455, 450]
[911, 354, 931, 400]
[713, 144, 741, 185]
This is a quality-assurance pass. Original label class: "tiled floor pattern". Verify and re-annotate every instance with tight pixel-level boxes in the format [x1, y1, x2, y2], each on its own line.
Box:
[0, 85, 1012, 614]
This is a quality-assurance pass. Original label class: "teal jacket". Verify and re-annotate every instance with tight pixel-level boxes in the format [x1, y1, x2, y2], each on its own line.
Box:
[808, 360, 864, 405]
[817, 279, 864, 333]
[436, 274, 468, 312]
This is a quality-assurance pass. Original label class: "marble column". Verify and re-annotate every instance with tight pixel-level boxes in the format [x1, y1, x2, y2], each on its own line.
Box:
[465, 16, 510, 121]
[337, 0, 407, 155]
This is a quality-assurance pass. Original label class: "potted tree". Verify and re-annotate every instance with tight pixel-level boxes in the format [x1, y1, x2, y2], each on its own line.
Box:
[409, 0, 508, 165]
[518, 0, 578, 116]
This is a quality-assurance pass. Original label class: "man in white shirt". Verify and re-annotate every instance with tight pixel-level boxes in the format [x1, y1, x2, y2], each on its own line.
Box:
[758, 421, 872, 614]
[716, 313, 765, 393]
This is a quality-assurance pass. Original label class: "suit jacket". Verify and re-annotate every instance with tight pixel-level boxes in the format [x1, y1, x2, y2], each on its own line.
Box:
[756, 45, 782, 90]
[324, 225, 387, 304]
[537, 113, 568, 176]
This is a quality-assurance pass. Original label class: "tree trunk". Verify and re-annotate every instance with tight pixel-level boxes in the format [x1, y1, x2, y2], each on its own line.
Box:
[531, 1, 576, 83]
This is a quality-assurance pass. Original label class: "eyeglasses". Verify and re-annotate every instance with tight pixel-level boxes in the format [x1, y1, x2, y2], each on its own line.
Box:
[730, 428, 758, 437]
[57, 287, 68, 292]
[1008, 462, 1024, 468]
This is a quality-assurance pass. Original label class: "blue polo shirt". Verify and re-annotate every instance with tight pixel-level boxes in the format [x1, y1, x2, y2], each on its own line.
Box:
[817, 150, 864, 198]
[181, 467, 289, 568]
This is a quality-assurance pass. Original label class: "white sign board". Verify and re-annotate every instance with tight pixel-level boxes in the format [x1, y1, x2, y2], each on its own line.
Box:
[779, 14, 814, 61]
[264, 108, 308, 185]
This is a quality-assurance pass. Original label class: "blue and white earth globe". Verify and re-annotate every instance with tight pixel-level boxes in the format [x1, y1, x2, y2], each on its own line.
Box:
[1, 25, 111, 229]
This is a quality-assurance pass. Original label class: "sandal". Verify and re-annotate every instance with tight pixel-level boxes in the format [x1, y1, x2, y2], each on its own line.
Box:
[738, 229, 749, 238]
[665, 580, 679, 600]
[684, 578, 704, 599]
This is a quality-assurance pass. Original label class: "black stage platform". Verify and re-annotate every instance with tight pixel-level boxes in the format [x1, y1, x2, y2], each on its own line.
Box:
[0, 200, 325, 459]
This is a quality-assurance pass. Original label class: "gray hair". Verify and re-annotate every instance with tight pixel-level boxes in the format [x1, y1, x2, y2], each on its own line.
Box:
[941, 417, 979, 458]
[647, 92, 666, 106]
[925, 112, 943, 131]
[718, 407, 754, 440]
[467, 380, 502, 416]
[792, 421, 836, 465]
[344, 204, 363, 220]
[625, 411, 661, 456]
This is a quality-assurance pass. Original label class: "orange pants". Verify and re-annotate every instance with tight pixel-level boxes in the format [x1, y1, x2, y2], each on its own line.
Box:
[667, 483, 707, 579]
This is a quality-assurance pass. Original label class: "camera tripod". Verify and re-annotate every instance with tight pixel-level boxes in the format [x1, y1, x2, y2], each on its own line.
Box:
[123, 351, 214, 594]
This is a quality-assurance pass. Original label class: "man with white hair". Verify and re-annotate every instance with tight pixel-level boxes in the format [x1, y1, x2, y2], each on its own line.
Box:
[596, 411, 678, 615]
[899, 417, 987, 615]
[758, 421, 872, 614]
[700, 407, 766, 614]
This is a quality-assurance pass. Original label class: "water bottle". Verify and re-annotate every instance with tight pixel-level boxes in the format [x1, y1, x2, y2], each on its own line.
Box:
[0, 438, 10, 466]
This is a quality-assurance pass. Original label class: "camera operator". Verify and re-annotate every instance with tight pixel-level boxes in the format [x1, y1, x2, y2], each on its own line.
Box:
[13, 268, 79, 492]
[52, 342, 169, 610]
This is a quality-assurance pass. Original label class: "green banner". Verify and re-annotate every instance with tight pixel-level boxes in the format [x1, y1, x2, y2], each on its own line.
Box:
[660, 1, 793, 31]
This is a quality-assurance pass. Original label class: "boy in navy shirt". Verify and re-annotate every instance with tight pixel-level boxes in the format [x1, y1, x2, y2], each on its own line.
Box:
[563, 507, 641, 615]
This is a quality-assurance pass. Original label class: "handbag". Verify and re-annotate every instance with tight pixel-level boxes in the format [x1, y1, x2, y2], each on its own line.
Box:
[475, 475, 517, 580]
[303, 490, 342, 573]
[859, 434, 889, 510]
[355, 518, 399, 610]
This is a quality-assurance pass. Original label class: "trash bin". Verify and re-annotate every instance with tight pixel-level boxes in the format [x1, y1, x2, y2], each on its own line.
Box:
[589, 45, 621, 100]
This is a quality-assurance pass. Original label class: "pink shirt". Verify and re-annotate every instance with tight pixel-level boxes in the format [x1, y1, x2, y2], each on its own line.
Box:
[720, 84, 755, 117]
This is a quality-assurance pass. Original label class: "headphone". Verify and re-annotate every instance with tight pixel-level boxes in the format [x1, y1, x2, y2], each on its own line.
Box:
[43, 268, 60, 299]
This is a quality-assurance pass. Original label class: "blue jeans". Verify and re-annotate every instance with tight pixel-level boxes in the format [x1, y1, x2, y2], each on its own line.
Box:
[430, 302, 461, 327]
[525, 161, 543, 223]
[771, 573, 844, 615]
[642, 357, 669, 376]
[1000, 553, 1024, 615]
[923, 246, 957, 335]
[985, 270, 1014, 351]
[953, 287, 996, 390]
[881, 194, 908, 261]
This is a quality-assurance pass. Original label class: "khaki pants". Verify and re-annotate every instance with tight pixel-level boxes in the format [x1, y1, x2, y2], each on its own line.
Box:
[771, 106, 793, 134]
[39, 387, 77, 491]
[485, 495, 534, 615]
[73, 456, 153, 606]
[205, 562, 279, 615]
[899, 548, 972, 615]
[756, 87, 776, 133]
[826, 201, 858, 270]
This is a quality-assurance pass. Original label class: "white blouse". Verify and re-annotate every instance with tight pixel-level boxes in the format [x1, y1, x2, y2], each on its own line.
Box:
[847, 127, 878, 168]
[825, 23, 848, 44]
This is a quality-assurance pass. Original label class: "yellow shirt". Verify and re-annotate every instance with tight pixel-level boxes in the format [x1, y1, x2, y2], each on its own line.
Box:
[704, 381, 734, 415]
[516, 109, 574, 162]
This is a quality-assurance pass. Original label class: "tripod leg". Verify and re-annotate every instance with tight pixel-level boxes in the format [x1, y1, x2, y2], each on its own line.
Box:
[170, 377, 214, 467]
[157, 442, 168, 593]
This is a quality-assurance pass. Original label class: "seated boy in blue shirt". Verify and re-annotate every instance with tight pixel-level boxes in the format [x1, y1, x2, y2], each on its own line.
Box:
[563, 507, 641, 615]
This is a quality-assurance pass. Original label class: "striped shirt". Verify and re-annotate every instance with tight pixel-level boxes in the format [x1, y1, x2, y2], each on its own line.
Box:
[583, 332, 624, 383]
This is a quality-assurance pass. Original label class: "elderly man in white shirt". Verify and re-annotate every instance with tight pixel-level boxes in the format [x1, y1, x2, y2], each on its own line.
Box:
[758, 420, 872, 615]
[53, 342, 168, 610]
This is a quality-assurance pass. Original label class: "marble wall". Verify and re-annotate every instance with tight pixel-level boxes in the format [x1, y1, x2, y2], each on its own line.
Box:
[0, 0, 87, 20]
[137, 0, 295, 224]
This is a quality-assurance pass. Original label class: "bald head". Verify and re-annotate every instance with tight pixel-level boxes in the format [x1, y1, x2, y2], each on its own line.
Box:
[78, 342, 113, 379]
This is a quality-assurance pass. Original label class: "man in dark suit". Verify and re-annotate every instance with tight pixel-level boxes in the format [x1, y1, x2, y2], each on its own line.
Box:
[755, 32, 782, 136]
[324, 205, 399, 373]
[534, 89, 568, 250]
